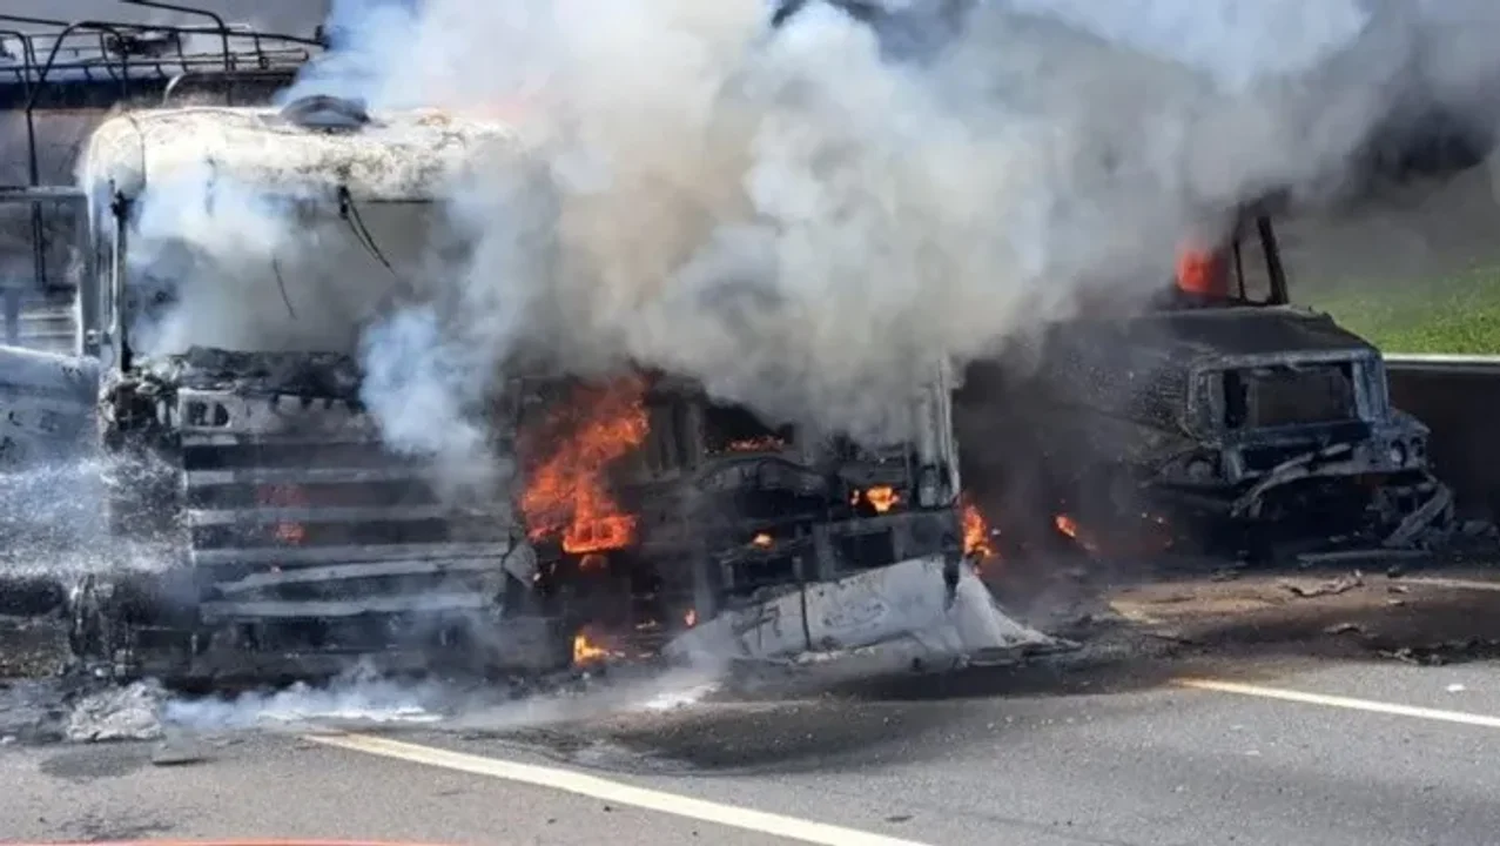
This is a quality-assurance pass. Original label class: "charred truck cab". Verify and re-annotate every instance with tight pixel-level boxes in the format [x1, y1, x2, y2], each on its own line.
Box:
[512, 365, 1039, 667]
[56, 96, 1042, 685]
[65, 97, 561, 684]
[960, 213, 1453, 561]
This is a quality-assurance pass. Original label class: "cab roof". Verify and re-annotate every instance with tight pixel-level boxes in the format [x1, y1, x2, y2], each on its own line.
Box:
[79, 100, 526, 203]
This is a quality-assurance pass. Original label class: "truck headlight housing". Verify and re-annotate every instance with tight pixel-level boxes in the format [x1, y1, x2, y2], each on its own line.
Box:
[1185, 457, 1216, 482]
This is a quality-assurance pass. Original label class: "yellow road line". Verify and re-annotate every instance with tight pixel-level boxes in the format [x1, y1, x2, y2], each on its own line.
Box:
[305, 732, 933, 846]
[1176, 678, 1500, 729]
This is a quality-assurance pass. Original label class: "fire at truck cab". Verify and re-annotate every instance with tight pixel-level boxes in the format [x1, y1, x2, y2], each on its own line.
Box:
[48, 94, 1049, 687]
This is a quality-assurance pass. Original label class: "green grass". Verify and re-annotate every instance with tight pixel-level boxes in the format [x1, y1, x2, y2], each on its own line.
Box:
[1299, 266, 1500, 355]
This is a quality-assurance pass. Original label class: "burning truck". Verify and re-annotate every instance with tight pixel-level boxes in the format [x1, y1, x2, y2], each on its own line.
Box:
[782, 0, 1493, 566]
[956, 210, 1456, 563]
[1, 94, 1046, 687]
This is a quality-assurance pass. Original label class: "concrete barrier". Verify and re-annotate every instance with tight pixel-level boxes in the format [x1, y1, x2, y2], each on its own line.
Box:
[1386, 354, 1500, 521]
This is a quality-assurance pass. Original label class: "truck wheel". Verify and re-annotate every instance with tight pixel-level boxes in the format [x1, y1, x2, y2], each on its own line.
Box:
[65, 573, 119, 672]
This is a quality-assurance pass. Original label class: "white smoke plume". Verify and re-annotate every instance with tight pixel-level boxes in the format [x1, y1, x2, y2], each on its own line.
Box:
[127, 0, 1500, 454]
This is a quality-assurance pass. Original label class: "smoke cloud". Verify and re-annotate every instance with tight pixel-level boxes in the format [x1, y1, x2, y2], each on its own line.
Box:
[123, 0, 1500, 458]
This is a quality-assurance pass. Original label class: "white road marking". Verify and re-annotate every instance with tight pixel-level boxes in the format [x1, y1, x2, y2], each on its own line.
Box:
[1176, 678, 1500, 729]
[305, 732, 933, 846]
[1397, 576, 1500, 593]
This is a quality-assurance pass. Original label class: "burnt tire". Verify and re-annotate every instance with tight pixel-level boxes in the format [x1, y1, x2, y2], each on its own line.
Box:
[65, 573, 122, 669]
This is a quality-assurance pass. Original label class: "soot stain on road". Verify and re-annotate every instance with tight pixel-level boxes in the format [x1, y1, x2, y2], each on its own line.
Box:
[58, 811, 176, 844]
[540, 700, 963, 775]
[39, 743, 155, 782]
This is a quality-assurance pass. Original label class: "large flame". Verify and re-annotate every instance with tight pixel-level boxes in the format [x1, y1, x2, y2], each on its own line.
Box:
[962, 495, 996, 564]
[520, 375, 649, 554]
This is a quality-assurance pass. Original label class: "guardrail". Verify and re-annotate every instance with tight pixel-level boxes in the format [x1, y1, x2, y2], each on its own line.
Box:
[1384, 353, 1500, 373]
[1385, 354, 1500, 521]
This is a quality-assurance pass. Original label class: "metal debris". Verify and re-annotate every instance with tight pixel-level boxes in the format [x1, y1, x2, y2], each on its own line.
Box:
[1461, 520, 1497, 537]
[1145, 630, 1203, 646]
[1323, 622, 1364, 636]
[663, 557, 1055, 667]
[151, 735, 209, 766]
[63, 681, 165, 742]
[1279, 571, 1364, 598]
[1377, 639, 1500, 666]
[1378, 647, 1430, 665]
[1383, 484, 1453, 549]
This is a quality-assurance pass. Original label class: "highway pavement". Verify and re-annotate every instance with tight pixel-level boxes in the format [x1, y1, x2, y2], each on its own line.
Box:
[6, 569, 1500, 846]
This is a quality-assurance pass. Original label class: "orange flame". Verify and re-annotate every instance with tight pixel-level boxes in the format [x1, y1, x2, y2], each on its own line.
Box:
[751, 532, 773, 548]
[962, 497, 995, 563]
[1054, 513, 1101, 554]
[1175, 245, 1230, 298]
[572, 629, 616, 666]
[1054, 513, 1079, 538]
[520, 376, 649, 554]
[864, 486, 899, 513]
[684, 608, 697, 627]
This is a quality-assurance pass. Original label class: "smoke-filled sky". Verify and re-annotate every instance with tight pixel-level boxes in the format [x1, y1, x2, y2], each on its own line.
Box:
[117, 0, 1500, 460]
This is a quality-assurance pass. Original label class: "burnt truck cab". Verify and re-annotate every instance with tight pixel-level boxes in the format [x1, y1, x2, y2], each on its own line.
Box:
[63, 97, 564, 684]
[960, 214, 1452, 559]
[511, 363, 1050, 667]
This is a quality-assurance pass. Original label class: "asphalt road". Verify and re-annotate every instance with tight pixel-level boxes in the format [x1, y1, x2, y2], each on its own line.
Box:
[6, 570, 1500, 846]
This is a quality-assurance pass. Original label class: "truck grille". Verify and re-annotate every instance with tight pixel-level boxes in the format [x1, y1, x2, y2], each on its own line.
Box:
[173, 389, 515, 625]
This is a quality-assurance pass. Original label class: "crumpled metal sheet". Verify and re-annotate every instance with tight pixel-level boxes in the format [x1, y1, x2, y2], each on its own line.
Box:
[64, 681, 167, 742]
[664, 555, 1054, 666]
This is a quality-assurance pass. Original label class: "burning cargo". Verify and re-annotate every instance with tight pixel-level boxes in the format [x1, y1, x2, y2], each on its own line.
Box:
[26, 95, 1044, 687]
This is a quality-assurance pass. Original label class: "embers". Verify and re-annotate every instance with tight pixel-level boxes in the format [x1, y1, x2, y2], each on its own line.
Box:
[703, 403, 793, 456]
[851, 485, 900, 514]
[256, 484, 308, 545]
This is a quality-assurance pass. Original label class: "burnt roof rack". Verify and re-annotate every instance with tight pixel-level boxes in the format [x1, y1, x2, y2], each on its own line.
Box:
[0, 3, 324, 111]
[0, 2, 326, 294]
